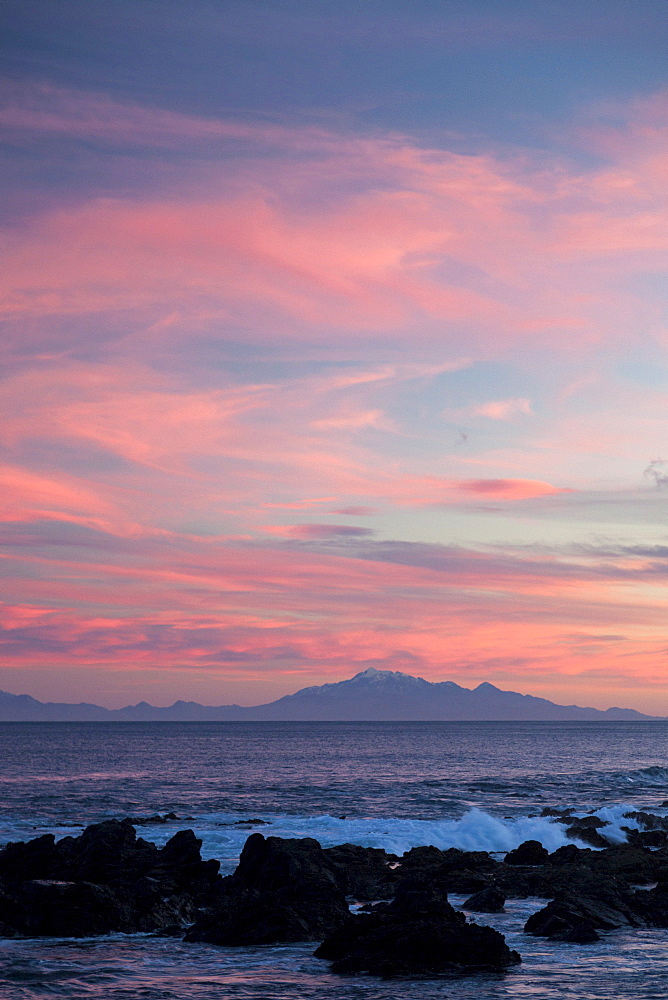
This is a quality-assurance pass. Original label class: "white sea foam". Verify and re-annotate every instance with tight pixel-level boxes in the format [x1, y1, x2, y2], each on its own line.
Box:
[177, 807, 588, 867]
[0, 804, 651, 871]
[591, 803, 642, 844]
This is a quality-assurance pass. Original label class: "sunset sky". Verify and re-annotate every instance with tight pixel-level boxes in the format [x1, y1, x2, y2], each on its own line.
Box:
[2, 0, 668, 712]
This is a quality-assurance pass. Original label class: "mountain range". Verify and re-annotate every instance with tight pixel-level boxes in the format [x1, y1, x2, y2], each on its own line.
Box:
[0, 668, 661, 721]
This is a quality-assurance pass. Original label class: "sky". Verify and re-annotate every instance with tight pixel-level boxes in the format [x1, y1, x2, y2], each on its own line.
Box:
[2, 0, 668, 712]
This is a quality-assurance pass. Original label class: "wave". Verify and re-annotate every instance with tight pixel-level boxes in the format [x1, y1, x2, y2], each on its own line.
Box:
[1, 802, 660, 873]
[139, 807, 597, 866]
[619, 765, 668, 786]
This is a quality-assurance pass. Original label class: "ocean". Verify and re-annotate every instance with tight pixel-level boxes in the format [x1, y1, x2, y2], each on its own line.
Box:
[2, 720, 668, 999]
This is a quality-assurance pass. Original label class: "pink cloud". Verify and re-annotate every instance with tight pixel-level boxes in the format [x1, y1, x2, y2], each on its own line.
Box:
[263, 498, 338, 510]
[0, 463, 124, 531]
[455, 479, 571, 500]
[311, 409, 391, 431]
[329, 506, 378, 516]
[3, 87, 667, 360]
[263, 524, 375, 539]
[374, 475, 573, 505]
[472, 398, 533, 420]
[2, 359, 580, 536]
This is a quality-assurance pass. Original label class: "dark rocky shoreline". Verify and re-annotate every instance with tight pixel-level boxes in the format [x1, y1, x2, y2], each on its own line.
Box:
[3, 809, 668, 977]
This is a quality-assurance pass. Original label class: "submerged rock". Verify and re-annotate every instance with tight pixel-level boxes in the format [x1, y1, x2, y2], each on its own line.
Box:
[314, 878, 521, 977]
[126, 811, 194, 826]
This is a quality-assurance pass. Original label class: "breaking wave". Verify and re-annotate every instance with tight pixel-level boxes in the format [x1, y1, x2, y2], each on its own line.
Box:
[22, 806, 623, 870]
[1, 804, 661, 871]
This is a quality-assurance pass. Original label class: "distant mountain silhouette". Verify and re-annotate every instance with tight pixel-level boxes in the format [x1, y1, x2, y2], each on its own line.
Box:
[0, 669, 661, 721]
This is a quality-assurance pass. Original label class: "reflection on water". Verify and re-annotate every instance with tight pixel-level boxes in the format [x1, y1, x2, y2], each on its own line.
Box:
[2, 722, 668, 824]
[2, 900, 668, 1000]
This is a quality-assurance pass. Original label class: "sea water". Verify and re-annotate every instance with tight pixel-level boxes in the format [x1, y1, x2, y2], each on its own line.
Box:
[1, 720, 668, 999]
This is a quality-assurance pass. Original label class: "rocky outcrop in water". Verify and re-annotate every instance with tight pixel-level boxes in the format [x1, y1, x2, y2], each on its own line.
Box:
[314, 878, 521, 976]
[504, 840, 549, 866]
[322, 842, 400, 900]
[522, 877, 668, 943]
[0, 819, 220, 936]
[524, 877, 642, 942]
[462, 885, 506, 912]
[7, 813, 668, 973]
[185, 834, 351, 945]
[396, 844, 501, 894]
[564, 816, 611, 848]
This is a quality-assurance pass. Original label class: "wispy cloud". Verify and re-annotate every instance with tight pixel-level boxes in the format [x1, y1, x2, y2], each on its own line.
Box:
[329, 506, 378, 516]
[471, 398, 533, 420]
[644, 458, 668, 489]
[4, 84, 668, 361]
[263, 524, 376, 539]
